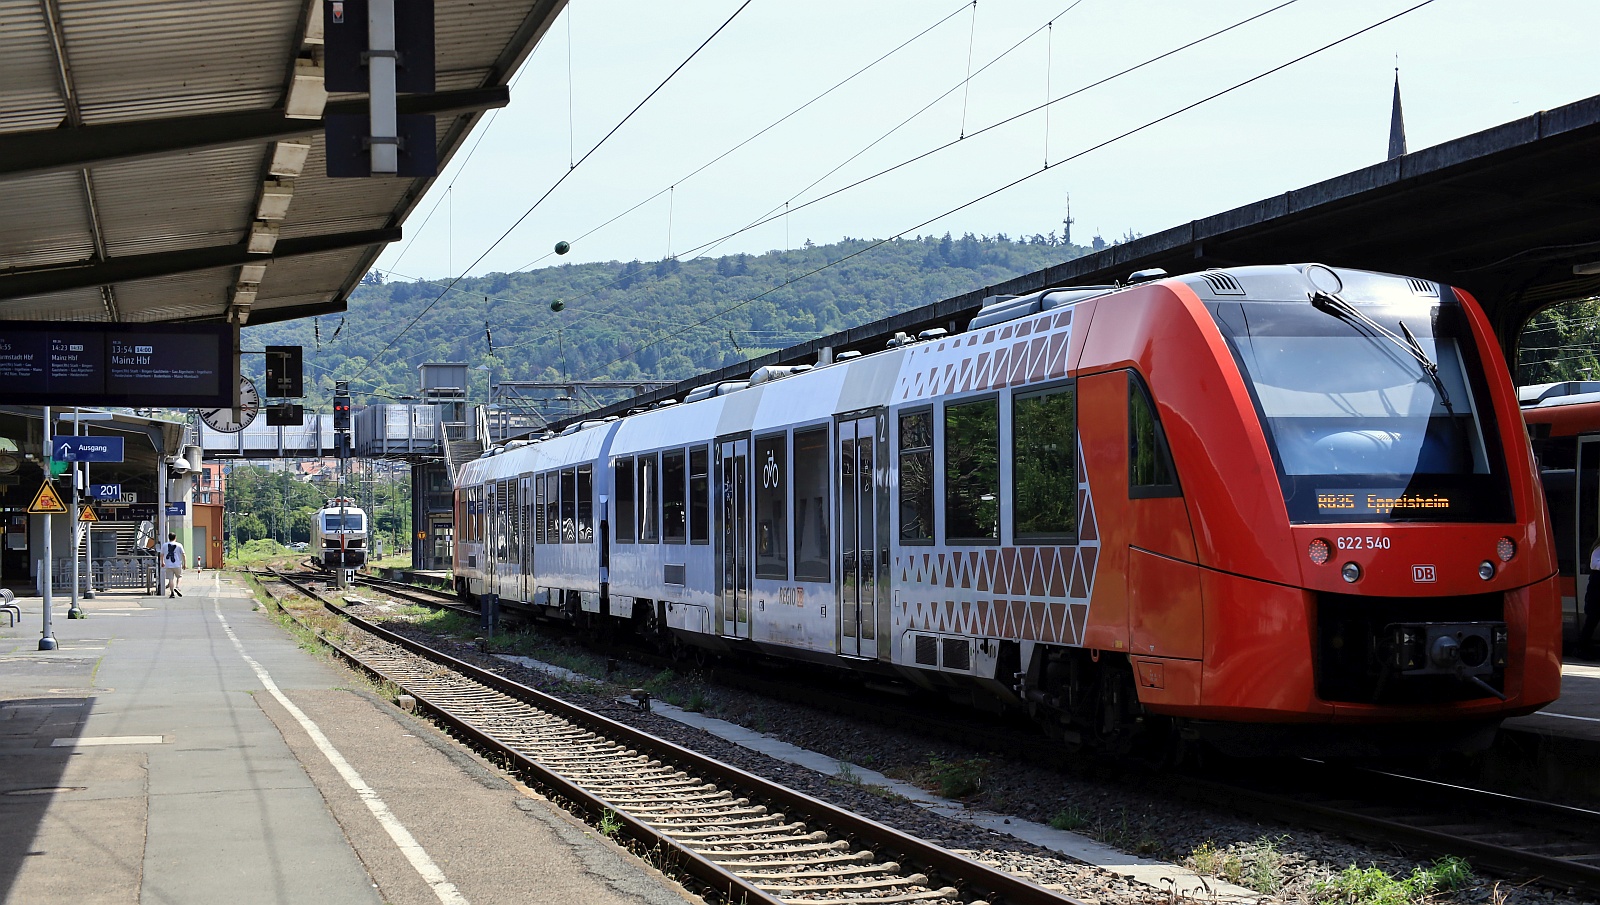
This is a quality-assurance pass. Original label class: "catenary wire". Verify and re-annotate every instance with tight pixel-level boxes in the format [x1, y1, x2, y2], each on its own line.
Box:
[438, 0, 1287, 357]
[574, 0, 1440, 382]
[349, 0, 755, 386]
[505, 0, 974, 275]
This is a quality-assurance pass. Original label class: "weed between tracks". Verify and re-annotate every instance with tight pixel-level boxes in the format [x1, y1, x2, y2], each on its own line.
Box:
[1184, 835, 1477, 904]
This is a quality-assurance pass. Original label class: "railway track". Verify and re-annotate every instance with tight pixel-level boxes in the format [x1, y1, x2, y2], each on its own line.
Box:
[1182, 759, 1600, 897]
[282, 570, 1600, 896]
[350, 573, 478, 616]
[258, 569, 1080, 905]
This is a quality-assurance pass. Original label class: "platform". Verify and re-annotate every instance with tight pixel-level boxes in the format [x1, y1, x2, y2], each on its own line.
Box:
[0, 574, 692, 905]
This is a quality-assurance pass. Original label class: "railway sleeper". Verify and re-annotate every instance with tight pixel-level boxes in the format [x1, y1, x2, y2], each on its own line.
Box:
[584, 779, 709, 796]
[738, 861, 902, 881]
[684, 830, 827, 848]
[625, 801, 768, 817]
[656, 822, 810, 841]
[757, 872, 929, 894]
[782, 887, 958, 905]
[697, 840, 852, 860]
[713, 857, 876, 876]
[648, 813, 788, 830]
[586, 779, 716, 794]
[597, 790, 736, 808]
[643, 815, 780, 831]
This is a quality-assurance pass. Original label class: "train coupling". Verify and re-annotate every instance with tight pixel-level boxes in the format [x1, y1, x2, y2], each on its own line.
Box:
[1386, 621, 1510, 700]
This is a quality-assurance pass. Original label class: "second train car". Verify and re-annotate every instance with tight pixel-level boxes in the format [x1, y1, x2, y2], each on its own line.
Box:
[456, 264, 1562, 754]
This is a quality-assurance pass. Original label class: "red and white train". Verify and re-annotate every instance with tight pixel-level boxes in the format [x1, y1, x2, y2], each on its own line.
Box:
[1521, 382, 1600, 635]
[456, 264, 1562, 754]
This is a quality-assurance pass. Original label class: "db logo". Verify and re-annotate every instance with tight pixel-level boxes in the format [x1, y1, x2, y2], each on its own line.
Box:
[1412, 564, 1437, 583]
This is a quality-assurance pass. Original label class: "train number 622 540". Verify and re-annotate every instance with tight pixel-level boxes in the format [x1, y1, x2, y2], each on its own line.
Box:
[1337, 535, 1391, 550]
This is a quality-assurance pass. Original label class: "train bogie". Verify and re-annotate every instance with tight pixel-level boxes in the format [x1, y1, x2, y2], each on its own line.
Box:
[456, 264, 1563, 754]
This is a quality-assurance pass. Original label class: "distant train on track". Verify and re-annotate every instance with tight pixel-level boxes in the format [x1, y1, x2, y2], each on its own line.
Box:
[313, 498, 368, 571]
[455, 264, 1562, 755]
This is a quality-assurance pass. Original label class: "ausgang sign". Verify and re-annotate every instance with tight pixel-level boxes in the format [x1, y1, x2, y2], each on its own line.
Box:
[0, 322, 236, 407]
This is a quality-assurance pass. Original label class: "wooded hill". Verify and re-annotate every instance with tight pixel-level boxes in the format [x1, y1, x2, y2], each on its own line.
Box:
[244, 233, 1089, 406]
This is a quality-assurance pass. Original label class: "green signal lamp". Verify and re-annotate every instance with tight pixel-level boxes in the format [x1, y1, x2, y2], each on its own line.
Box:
[48, 459, 68, 478]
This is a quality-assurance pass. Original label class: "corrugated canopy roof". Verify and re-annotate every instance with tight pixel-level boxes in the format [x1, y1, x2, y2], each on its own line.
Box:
[0, 0, 563, 327]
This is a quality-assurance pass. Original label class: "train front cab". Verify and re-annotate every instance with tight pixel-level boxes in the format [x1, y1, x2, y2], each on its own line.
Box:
[1073, 266, 1561, 752]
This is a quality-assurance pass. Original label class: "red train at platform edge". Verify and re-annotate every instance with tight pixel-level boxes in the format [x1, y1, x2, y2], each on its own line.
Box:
[454, 264, 1563, 756]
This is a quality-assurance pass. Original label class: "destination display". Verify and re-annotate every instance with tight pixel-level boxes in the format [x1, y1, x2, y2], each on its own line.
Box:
[0, 322, 235, 407]
[1316, 488, 1456, 516]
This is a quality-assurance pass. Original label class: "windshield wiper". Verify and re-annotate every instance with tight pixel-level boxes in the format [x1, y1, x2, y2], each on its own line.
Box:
[1311, 291, 1456, 415]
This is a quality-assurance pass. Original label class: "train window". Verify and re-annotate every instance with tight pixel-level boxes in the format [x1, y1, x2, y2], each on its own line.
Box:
[560, 468, 577, 544]
[504, 480, 517, 559]
[1129, 372, 1181, 497]
[548, 472, 562, 544]
[615, 458, 636, 543]
[1013, 384, 1077, 542]
[898, 408, 934, 543]
[535, 474, 547, 544]
[663, 450, 687, 544]
[639, 453, 660, 543]
[577, 465, 594, 543]
[755, 433, 789, 579]
[945, 396, 1000, 543]
[505, 482, 518, 559]
[793, 427, 830, 581]
[689, 446, 710, 544]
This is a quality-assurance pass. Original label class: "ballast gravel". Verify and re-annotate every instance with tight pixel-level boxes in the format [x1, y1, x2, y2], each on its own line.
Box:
[358, 609, 1593, 905]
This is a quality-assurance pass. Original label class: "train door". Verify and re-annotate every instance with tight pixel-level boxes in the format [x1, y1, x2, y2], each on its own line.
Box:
[1575, 437, 1600, 629]
[487, 482, 501, 598]
[520, 475, 535, 603]
[716, 437, 751, 638]
[838, 413, 884, 659]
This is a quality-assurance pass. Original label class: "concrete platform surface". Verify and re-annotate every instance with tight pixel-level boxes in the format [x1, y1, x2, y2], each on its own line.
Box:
[0, 573, 694, 905]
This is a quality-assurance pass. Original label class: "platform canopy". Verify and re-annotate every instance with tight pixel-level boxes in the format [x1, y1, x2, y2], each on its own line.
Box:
[0, 0, 563, 327]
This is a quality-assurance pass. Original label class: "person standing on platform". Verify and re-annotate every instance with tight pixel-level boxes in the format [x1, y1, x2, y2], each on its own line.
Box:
[1583, 538, 1600, 655]
[162, 533, 185, 598]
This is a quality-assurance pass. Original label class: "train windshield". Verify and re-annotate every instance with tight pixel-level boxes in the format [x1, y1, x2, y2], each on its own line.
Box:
[1210, 297, 1512, 523]
[323, 512, 364, 531]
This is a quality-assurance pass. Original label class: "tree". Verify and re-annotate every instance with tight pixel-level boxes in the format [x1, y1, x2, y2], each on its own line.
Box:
[1518, 297, 1600, 385]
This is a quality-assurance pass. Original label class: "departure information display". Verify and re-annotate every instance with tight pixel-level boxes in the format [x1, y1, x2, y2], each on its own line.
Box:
[0, 322, 235, 407]
[1316, 489, 1456, 516]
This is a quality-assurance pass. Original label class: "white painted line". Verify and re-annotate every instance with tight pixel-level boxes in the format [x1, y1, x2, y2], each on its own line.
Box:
[214, 597, 468, 905]
[1534, 710, 1600, 723]
[52, 735, 164, 747]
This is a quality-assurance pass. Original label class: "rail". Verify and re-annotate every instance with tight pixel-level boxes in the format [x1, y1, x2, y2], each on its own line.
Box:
[263, 568, 1083, 905]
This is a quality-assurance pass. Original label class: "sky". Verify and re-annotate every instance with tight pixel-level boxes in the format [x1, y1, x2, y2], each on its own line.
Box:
[372, 0, 1600, 284]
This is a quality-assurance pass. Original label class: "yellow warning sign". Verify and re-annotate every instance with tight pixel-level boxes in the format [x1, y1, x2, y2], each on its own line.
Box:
[27, 481, 67, 514]
[79, 506, 98, 523]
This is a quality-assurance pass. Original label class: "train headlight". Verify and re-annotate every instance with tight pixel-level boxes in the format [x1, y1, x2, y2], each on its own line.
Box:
[1308, 538, 1330, 565]
[1478, 560, 1496, 581]
[1341, 562, 1361, 583]
[1496, 537, 1516, 563]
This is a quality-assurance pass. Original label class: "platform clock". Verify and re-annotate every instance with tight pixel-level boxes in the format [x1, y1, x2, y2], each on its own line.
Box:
[199, 377, 261, 433]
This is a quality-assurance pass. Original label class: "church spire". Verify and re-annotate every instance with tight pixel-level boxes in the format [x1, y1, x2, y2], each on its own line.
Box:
[1388, 66, 1407, 160]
